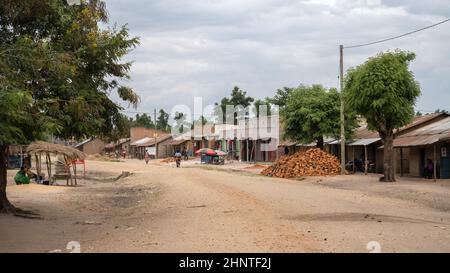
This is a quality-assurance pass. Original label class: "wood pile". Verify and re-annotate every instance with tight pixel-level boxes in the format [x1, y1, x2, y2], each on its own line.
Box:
[261, 148, 341, 178]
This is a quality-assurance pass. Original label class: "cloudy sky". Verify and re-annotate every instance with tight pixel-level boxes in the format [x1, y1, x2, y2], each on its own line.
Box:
[104, 0, 450, 117]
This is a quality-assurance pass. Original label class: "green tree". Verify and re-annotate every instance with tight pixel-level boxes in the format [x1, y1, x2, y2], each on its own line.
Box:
[253, 99, 272, 118]
[173, 112, 188, 134]
[133, 113, 154, 128]
[216, 86, 254, 124]
[435, 109, 449, 114]
[267, 87, 294, 109]
[345, 50, 420, 182]
[0, 0, 140, 213]
[156, 109, 170, 132]
[283, 84, 356, 149]
[191, 115, 208, 129]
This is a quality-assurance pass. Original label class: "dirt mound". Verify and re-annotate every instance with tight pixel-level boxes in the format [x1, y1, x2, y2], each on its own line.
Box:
[160, 157, 175, 163]
[244, 164, 268, 170]
[261, 148, 341, 178]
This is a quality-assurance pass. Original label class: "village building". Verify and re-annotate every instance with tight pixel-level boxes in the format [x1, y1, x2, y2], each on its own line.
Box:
[392, 115, 450, 179]
[104, 138, 131, 156]
[326, 112, 449, 177]
[74, 138, 106, 155]
[237, 115, 279, 163]
[129, 127, 168, 159]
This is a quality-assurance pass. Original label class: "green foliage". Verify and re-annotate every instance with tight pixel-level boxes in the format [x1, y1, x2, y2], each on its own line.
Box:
[156, 109, 170, 132]
[173, 112, 189, 134]
[253, 99, 272, 118]
[344, 50, 421, 134]
[0, 0, 140, 144]
[215, 86, 254, 124]
[267, 87, 294, 109]
[133, 113, 154, 128]
[435, 109, 449, 114]
[283, 84, 356, 147]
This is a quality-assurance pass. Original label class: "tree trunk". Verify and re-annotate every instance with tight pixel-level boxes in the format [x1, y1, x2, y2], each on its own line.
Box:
[0, 144, 14, 213]
[381, 131, 396, 182]
[316, 137, 324, 150]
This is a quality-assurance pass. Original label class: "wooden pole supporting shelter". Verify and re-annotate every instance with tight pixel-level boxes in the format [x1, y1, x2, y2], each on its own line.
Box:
[254, 140, 257, 163]
[400, 148, 404, 177]
[34, 154, 40, 178]
[364, 145, 368, 175]
[39, 154, 41, 179]
[246, 139, 249, 162]
[434, 144, 437, 182]
[27, 141, 86, 187]
[352, 146, 355, 173]
[73, 163, 77, 186]
[45, 152, 50, 182]
[20, 146, 23, 168]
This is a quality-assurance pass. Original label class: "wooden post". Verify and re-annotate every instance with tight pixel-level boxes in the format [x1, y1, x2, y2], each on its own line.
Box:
[246, 139, 249, 162]
[19, 146, 23, 168]
[254, 140, 257, 163]
[434, 144, 437, 182]
[35, 154, 40, 179]
[400, 148, 404, 177]
[73, 162, 77, 186]
[352, 146, 355, 173]
[64, 156, 68, 186]
[45, 153, 50, 182]
[339, 44, 346, 175]
[39, 154, 42, 178]
[48, 153, 52, 181]
[364, 145, 368, 175]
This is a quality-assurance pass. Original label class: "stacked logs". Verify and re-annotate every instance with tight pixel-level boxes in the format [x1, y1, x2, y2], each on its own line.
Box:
[261, 148, 341, 178]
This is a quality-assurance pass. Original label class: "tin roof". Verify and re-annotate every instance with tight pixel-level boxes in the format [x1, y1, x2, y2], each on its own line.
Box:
[134, 134, 172, 147]
[348, 138, 381, 146]
[131, 137, 152, 146]
[352, 113, 446, 140]
[393, 116, 450, 147]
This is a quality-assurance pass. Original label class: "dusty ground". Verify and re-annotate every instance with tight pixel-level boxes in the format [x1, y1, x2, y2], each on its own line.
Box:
[1, 158, 450, 253]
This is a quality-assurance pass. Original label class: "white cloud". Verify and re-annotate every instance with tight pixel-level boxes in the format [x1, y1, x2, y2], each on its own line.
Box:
[106, 0, 450, 114]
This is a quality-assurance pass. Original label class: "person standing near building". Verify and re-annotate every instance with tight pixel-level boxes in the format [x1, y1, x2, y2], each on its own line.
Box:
[144, 151, 150, 164]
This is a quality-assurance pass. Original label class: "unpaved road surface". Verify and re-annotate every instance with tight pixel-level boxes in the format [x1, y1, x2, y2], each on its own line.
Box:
[1, 159, 450, 253]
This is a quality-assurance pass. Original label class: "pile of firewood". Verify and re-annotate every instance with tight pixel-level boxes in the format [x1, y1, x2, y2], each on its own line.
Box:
[261, 148, 341, 178]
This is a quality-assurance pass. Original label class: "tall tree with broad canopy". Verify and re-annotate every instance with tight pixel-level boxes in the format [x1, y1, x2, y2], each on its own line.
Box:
[215, 86, 254, 125]
[156, 109, 170, 132]
[253, 99, 272, 118]
[283, 84, 356, 149]
[133, 113, 155, 128]
[0, 0, 140, 213]
[267, 87, 294, 110]
[344, 50, 420, 182]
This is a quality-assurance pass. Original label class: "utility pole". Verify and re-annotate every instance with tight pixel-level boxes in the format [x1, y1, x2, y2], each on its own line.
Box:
[154, 108, 158, 159]
[339, 45, 346, 175]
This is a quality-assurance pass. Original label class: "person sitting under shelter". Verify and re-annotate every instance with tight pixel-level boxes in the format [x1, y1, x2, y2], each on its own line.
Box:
[14, 166, 30, 185]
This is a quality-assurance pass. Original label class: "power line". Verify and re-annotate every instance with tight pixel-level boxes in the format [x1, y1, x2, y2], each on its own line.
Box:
[344, 18, 450, 49]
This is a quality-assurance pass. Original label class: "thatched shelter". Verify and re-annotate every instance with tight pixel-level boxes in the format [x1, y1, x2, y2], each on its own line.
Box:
[27, 141, 86, 186]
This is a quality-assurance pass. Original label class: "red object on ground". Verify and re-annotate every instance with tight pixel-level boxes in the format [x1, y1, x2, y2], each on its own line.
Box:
[72, 159, 86, 177]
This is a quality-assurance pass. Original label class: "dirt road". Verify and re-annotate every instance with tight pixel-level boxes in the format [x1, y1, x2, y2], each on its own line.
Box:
[1, 159, 450, 253]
